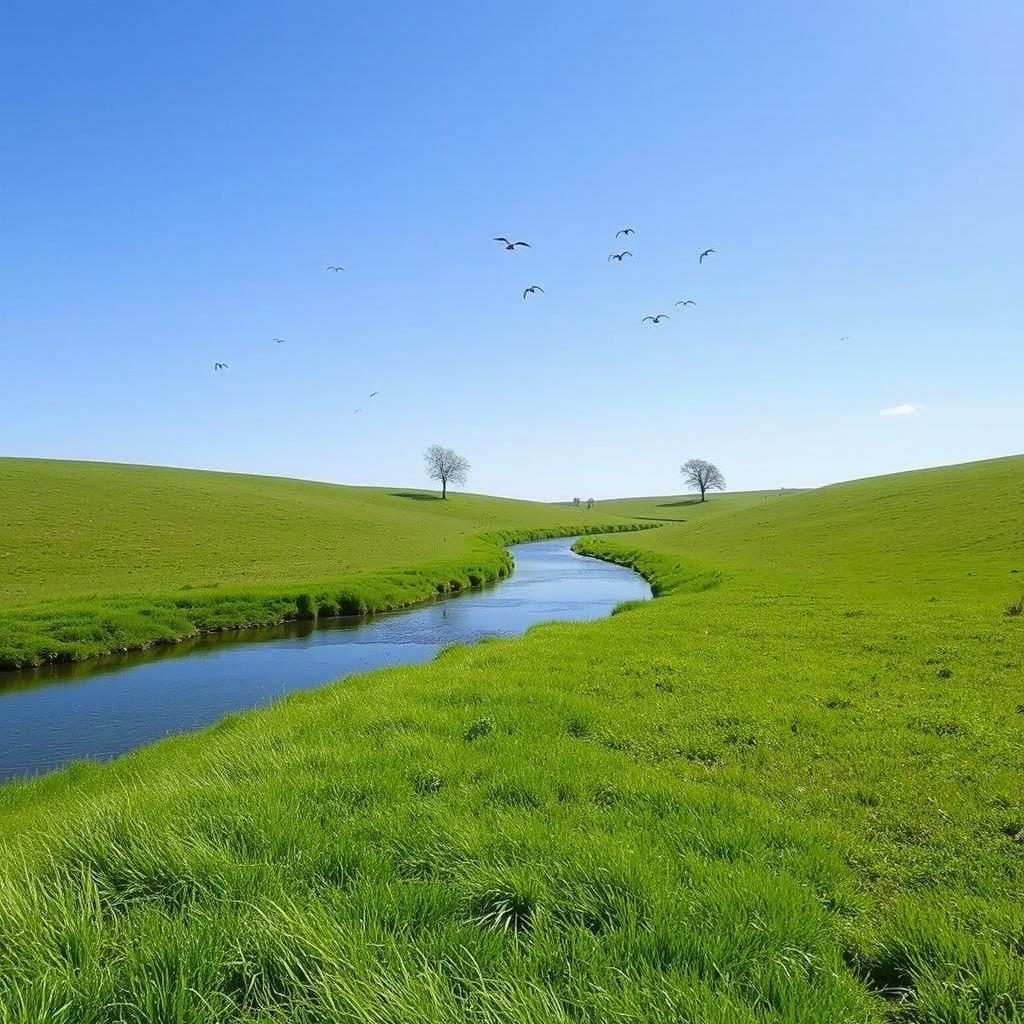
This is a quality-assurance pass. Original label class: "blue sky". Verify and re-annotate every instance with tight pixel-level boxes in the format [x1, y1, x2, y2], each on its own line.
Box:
[2, 2, 1021, 500]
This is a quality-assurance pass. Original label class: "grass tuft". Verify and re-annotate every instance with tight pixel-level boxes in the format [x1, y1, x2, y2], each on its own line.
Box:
[468, 882, 537, 935]
[462, 717, 494, 742]
[611, 598, 648, 615]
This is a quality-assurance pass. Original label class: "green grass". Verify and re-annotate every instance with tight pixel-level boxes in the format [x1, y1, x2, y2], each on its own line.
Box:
[0, 458, 642, 668]
[585, 456, 1023, 599]
[1, 454, 1023, 1021]
[593, 488, 800, 522]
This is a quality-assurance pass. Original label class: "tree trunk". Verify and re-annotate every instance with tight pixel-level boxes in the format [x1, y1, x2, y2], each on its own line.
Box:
[700, 486, 706, 502]
[442, 478, 447, 499]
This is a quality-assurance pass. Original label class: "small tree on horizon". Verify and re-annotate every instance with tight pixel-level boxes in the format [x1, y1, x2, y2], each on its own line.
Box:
[573, 497, 581, 507]
[423, 444, 470, 499]
[681, 459, 725, 502]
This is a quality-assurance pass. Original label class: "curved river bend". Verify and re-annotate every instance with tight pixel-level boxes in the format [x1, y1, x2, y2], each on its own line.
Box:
[0, 537, 650, 782]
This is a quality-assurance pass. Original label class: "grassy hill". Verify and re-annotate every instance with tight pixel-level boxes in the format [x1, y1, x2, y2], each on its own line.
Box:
[0, 458, 640, 668]
[587, 456, 1023, 601]
[1, 455, 1023, 1022]
[594, 488, 795, 522]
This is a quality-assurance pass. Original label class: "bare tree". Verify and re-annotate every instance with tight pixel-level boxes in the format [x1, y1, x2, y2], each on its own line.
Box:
[572, 497, 581, 507]
[681, 459, 725, 502]
[423, 444, 470, 499]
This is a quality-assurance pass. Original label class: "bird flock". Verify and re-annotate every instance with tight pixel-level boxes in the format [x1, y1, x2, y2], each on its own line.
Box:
[212, 229, 727, 399]
[493, 228, 716, 324]
[211, 262, 382, 414]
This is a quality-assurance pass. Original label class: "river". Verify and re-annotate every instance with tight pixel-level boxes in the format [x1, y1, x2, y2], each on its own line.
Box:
[0, 536, 650, 782]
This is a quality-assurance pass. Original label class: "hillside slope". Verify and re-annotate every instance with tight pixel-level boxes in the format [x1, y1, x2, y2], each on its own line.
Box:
[590, 455, 1024, 603]
[0, 458, 633, 604]
[595, 489, 792, 522]
[0, 459, 639, 667]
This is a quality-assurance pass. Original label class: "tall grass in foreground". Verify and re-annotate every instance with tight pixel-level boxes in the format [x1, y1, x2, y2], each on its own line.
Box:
[0, 671, 882, 1023]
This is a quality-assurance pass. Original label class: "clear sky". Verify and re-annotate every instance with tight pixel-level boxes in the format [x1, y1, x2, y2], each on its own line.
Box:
[2, 2, 1021, 501]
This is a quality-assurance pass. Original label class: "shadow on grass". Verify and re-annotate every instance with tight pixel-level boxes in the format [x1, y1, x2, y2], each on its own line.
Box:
[656, 498, 702, 508]
[389, 492, 444, 502]
[628, 516, 689, 523]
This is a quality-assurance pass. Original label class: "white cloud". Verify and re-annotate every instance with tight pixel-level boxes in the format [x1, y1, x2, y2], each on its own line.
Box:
[879, 403, 921, 417]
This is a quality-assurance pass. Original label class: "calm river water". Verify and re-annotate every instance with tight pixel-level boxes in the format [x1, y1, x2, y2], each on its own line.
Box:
[0, 537, 650, 781]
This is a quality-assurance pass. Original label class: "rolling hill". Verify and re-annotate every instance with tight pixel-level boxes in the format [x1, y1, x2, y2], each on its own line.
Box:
[1, 454, 1022, 1021]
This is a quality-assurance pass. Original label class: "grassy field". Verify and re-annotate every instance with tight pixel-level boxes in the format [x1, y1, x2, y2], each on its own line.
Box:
[0, 458, 640, 668]
[585, 456, 1023, 598]
[1, 455, 1023, 1022]
[593, 489, 797, 522]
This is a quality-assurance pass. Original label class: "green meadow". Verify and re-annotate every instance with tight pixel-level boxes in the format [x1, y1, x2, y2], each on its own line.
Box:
[0, 458, 640, 669]
[1, 455, 1023, 1022]
[592, 489, 795, 522]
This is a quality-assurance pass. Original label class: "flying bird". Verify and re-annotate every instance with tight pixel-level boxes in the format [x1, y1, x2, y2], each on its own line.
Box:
[675, 299, 696, 307]
[641, 314, 670, 324]
[353, 407, 363, 414]
[214, 362, 228, 370]
[699, 248, 716, 264]
[522, 285, 545, 299]
[493, 237, 531, 250]
[616, 227, 635, 237]
[369, 391, 379, 398]
[840, 335, 851, 342]
[273, 337, 286, 343]
[608, 250, 633, 262]
[326, 265, 345, 272]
